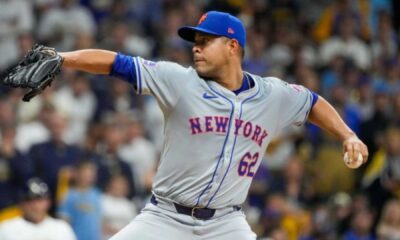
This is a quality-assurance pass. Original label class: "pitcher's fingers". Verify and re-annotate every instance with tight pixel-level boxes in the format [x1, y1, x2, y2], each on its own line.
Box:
[344, 144, 354, 162]
[353, 144, 362, 162]
[361, 145, 369, 163]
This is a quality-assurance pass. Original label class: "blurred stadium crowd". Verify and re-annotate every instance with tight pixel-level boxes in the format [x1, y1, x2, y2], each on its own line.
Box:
[0, 0, 400, 239]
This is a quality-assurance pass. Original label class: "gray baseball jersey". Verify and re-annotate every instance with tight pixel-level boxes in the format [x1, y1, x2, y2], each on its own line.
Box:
[127, 56, 313, 209]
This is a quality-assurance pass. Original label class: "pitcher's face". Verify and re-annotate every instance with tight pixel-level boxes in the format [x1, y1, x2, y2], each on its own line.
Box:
[192, 32, 230, 78]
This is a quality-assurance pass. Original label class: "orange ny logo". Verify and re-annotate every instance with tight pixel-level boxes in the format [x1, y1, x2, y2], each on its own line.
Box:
[198, 13, 208, 25]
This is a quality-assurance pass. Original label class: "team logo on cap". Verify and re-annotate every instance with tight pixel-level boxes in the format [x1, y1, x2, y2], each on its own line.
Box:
[198, 13, 208, 25]
[228, 27, 235, 34]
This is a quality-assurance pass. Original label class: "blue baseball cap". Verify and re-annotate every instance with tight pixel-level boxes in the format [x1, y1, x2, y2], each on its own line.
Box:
[178, 11, 246, 47]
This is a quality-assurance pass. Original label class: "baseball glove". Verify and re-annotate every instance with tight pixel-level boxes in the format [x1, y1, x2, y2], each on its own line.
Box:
[3, 44, 63, 102]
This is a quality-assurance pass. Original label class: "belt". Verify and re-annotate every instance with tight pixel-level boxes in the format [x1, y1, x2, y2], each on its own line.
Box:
[150, 195, 240, 220]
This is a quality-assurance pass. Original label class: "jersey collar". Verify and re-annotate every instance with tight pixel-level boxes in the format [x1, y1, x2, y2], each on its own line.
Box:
[206, 72, 259, 100]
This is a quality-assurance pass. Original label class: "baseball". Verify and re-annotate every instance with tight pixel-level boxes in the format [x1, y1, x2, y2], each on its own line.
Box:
[343, 152, 363, 169]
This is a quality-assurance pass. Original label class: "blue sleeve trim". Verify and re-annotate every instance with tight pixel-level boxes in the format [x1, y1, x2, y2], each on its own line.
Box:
[110, 53, 137, 88]
[311, 91, 319, 108]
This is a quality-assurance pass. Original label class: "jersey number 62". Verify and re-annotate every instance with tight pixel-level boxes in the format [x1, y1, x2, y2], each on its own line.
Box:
[237, 152, 259, 177]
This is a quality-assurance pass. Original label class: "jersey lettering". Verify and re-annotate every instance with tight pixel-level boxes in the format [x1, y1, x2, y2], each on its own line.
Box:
[214, 116, 229, 133]
[205, 116, 213, 132]
[252, 125, 262, 142]
[189, 116, 268, 146]
[257, 130, 268, 146]
[189, 117, 203, 134]
[243, 122, 252, 137]
[234, 119, 244, 135]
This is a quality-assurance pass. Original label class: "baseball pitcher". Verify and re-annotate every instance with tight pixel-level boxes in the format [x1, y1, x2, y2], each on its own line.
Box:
[3, 11, 368, 240]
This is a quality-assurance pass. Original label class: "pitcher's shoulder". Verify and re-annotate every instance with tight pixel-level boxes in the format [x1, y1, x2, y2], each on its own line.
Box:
[259, 76, 286, 85]
[252, 75, 288, 90]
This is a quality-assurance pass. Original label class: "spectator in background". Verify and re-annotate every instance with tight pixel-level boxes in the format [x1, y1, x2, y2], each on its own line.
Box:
[0, 124, 34, 222]
[58, 160, 101, 240]
[363, 127, 400, 210]
[37, 0, 96, 51]
[330, 84, 361, 135]
[107, 75, 137, 115]
[341, 63, 364, 101]
[265, 25, 293, 70]
[376, 198, 400, 239]
[15, 102, 54, 153]
[368, 0, 392, 37]
[299, 0, 329, 27]
[94, 78, 142, 122]
[352, 77, 374, 122]
[96, 115, 135, 198]
[289, 37, 318, 72]
[374, 128, 400, 197]
[15, 82, 59, 124]
[330, 192, 353, 236]
[79, 0, 114, 23]
[53, 70, 97, 145]
[162, 8, 186, 44]
[382, 59, 400, 96]
[204, 0, 241, 15]
[118, 111, 157, 196]
[351, 193, 371, 215]
[319, 13, 371, 70]
[0, 178, 76, 240]
[259, 193, 311, 240]
[360, 87, 391, 158]
[98, 0, 137, 41]
[242, 30, 269, 76]
[342, 208, 375, 240]
[181, 0, 203, 26]
[268, 0, 300, 27]
[160, 38, 191, 66]
[312, 0, 371, 43]
[309, 203, 337, 239]
[268, 227, 289, 240]
[269, 154, 314, 208]
[292, 65, 319, 93]
[101, 175, 137, 240]
[0, 0, 33, 71]
[371, 11, 398, 61]
[320, 55, 347, 99]
[29, 111, 82, 214]
[73, 31, 95, 50]
[0, 98, 16, 128]
[99, 21, 153, 58]
[391, 94, 400, 126]
[259, 193, 287, 237]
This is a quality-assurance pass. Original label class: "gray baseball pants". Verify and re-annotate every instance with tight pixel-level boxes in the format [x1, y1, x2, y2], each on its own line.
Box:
[109, 199, 257, 240]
